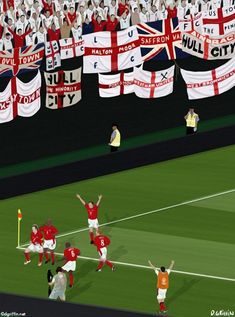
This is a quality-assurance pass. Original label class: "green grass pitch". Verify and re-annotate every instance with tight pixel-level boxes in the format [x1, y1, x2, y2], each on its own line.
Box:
[1, 145, 235, 317]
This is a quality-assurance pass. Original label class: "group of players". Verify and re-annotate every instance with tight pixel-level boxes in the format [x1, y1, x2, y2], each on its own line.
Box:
[23, 194, 115, 291]
[23, 193, 175, 314]
[1, 0, 233, 51]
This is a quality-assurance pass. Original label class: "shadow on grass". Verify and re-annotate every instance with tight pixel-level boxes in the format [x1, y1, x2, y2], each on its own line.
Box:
[167, 277, 201, 306]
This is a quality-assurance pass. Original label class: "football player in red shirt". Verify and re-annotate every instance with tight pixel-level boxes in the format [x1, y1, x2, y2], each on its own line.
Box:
[24, 224, 44, 266]
[94, 232, 115, 272]
[76, 194, 102, 244]
[40, 219, 58, 265]
[62, 242, 80, 287]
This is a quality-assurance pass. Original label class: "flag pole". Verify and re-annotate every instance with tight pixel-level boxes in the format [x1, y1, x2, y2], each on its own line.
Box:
[17, 209, 22, 248]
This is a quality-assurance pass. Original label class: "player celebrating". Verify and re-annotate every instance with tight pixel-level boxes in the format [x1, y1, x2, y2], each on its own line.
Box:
[148, 259, 175, 314]
[62, 242, 80, 288]
[40, 219, 58, 265]
[24, 224, 44, 267]
[76, 194, 102, 244]
[94, 232, 115, 272]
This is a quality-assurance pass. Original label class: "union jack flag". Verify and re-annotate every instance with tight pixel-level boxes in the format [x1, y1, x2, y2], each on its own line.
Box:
[137, 18, 189, 61]
[0, 43, 44, 77]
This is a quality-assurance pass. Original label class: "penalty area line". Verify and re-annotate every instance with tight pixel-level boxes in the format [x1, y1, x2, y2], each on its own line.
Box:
[16, 246, 235, 282]
[20, 187, 235, 247]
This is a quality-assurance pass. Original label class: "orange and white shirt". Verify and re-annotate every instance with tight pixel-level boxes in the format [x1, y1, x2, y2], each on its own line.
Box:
[155, 269, 171, 289]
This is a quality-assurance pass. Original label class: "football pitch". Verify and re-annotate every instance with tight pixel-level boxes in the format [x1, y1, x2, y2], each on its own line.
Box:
[1, 145, 235, 317]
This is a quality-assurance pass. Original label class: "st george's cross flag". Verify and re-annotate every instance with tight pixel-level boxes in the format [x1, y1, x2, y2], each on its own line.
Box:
[134, 65, 175, 98]
[45, 41, 61, 71]
[0, 43, 44, 77]
[137, 18, 189, 61]
[59, 37, 84, 60]
[0, 70, 41, 123]
[201, 6, 235, 37]
[99, 71, 134, 97]
[44, 68, 81, 109]
[0, 81, 13, 123]
[83, 26, 142, 73]
[180, 57, 235, 99]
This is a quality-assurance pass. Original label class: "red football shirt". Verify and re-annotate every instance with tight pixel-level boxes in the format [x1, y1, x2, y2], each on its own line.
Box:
[85, 203, 98, 220]
[47, 28, 60, 42]
[30, 231, 43, 245]
[94, 235, 110, 250]
[39, 225, 58, 240]
[64, 247, 80, 262]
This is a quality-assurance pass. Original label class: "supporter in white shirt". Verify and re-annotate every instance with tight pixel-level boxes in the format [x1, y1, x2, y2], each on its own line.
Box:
[71, 22, 82, 39]
[15, 14, 30, 32]
[85, 3, 95, 21]
[96, 2, 109, 20]
[42, 10, 53, 28]
[158, 0, 168, 19]
[25, 31, 36, 46]
[119, 11, 131, 29]
[177, 0, 189, 18]
[109, 0, 118, 16]
[149, 4, 158, 21]
[29, 12, 42, 32]
[3, 33, 13, 50]
[0, 38, 4, 51]
[188, 0, 199, 15]
[139, 7, 149, 22]
[35, 26, 47, 44]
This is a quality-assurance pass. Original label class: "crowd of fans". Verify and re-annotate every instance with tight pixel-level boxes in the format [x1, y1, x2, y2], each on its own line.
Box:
[0, 0, 233, 50]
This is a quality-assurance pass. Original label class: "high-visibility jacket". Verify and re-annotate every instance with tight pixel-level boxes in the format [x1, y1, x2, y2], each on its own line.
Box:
[186, 113, 199, 127]
[110, 129, 121, 147]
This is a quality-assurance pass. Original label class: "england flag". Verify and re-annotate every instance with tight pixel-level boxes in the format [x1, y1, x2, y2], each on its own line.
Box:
[83, 26, 142, 73]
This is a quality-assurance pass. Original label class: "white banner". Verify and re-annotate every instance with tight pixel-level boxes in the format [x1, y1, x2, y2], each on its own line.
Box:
[134, 65, 175, 98]
[17, 70, 41, 117]
[181, 57, 235, 99]
[99, 71, 134, 97]
[45, 41, 61, 71]
[83, 26, 142, 73]
[181, 31, 235, 59]
[0, 81, 13, 123]
[44, 68, 81, 109]
[59, 38, 84, 60]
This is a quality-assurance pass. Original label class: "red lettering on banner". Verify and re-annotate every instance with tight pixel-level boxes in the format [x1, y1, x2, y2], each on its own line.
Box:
[134, 77, 173, 88]
[186, 70, 235, 88]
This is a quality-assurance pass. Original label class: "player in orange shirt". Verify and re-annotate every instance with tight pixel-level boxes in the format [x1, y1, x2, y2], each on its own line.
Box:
[148, 259, 175, 314]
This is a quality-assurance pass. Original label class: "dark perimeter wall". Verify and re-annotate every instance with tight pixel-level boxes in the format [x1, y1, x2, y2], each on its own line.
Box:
[1, 56, 234, 166]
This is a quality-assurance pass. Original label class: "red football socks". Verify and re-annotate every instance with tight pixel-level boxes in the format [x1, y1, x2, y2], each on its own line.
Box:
[97, 261, 105, 270]
[105, 260, 113, 268]
[44, 251, 49, 261]
[24, 252, 30, 261]
[89, 232, 94, 242]
[39, 253, 43, 263]
[51, 251, 55, 263]
[159, 302, 166, 311]
[69, 272, 74, 286]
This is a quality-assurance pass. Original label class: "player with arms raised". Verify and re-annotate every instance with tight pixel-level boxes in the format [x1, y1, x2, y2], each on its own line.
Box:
[148, 259, 175, 314]
[40, 219, 58, 265]
[76, 194, 102, 244]
[62, 242, 80, 288]
[94, 232, 115, 272]
[24, 224, 44, 267]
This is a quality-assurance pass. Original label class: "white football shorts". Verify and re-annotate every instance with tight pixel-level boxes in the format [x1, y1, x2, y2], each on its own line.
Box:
[88, 218, 99, 229]
[28, 243, 43, 253]
[157, 288, 167, 300]
[62, 261, 76, 272]
[99, 247, 107, 261]
[43, 239, 56, 250]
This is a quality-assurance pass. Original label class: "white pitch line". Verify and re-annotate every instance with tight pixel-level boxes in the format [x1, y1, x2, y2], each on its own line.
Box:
[16, 246, 235, 282]
[20, 187, 235, 247]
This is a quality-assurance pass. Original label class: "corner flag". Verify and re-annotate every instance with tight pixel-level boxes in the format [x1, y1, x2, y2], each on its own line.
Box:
[17, 209, 22, 247]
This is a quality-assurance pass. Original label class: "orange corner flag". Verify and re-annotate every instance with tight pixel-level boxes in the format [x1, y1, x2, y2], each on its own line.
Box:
[18, 209, 22, 221]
